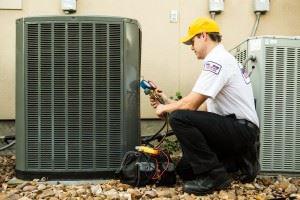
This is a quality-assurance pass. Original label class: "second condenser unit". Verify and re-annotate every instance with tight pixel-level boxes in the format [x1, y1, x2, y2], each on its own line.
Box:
[16, 16, 141, 179]
[231, 36, 300, 174]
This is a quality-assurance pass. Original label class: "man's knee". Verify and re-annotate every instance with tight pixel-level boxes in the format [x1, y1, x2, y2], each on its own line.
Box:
[168, 110, 192, 129]
[169, 110, 184, 124]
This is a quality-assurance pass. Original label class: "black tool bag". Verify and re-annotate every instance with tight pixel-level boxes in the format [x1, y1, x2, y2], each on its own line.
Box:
[115, 150, 176, 187]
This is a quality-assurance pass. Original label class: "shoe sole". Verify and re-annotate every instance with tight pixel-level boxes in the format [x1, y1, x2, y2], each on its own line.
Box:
[183, 178, 233, 196]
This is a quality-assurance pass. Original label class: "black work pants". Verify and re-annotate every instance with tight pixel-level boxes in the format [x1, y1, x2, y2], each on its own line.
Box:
[169, 110, 259, 176]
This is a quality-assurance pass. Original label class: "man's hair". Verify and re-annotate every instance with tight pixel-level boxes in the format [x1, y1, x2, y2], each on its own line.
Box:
[207, 32, 222, 42]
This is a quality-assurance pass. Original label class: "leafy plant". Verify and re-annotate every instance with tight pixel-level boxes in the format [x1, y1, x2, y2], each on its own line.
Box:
[175, 92, 182, 100]
[161, 137, 181, 154]
[162, 91, 183, 154]
[170, 91, 182, 101]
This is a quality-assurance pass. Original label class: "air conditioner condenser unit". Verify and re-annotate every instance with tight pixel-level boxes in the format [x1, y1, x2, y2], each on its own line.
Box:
[16, 16, 141, 179]
[231, 36, 300, 174]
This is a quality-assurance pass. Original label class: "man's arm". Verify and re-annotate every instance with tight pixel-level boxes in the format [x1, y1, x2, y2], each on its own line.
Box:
[155, 92, 208, 117]
[198, 101, 207, 111]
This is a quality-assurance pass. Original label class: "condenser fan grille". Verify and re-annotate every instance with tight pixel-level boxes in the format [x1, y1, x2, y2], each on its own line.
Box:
[26, 21, 122, 170]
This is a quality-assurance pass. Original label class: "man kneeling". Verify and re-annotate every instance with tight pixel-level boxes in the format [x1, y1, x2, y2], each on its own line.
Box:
[149, 17, 260, 195]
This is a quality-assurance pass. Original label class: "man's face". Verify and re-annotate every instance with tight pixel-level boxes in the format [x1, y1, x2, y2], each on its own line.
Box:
[190, 33, 207, 60]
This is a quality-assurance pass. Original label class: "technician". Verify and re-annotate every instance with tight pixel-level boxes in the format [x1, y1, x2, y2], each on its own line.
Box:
[150, 17, 260, 195]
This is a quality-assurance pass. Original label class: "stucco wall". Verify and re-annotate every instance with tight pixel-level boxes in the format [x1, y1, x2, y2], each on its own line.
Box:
[0, 0, 299, 119]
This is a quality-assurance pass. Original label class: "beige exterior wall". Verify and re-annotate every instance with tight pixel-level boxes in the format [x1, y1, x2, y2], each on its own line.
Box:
[0, 0, 299, 119]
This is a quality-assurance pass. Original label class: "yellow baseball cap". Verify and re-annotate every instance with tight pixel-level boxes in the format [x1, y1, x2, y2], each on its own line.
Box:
[180, 17, 220, 45]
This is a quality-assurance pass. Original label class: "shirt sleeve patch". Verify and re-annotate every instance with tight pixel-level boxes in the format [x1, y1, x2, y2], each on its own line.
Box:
[203, 61, 222, 75]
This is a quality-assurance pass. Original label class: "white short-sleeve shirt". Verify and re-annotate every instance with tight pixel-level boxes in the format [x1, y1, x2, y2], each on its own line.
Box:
[192, 44, 259, 127]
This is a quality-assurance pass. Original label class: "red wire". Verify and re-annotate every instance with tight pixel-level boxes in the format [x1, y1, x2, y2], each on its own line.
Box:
[151, 157, 160, 180]
[151, 149, 170, 180]
[157, 150, 170, 178]
[151, 115, 171, 180]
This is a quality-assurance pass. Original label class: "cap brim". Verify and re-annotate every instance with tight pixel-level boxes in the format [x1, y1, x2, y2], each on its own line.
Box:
[180, 35, 193, 45]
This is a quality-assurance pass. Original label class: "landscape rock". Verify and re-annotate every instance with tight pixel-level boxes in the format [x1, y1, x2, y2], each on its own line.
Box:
[22, 185, 36, 192]
[144, 190, 158, 198]
[91, 184, 103, 196]
[1, 155, 300, 199]
[285, 183, 298, 194]
[37, 183, 46, 191]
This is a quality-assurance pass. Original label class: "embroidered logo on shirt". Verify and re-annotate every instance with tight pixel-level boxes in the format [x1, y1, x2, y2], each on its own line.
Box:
[203, 61, 222, 75]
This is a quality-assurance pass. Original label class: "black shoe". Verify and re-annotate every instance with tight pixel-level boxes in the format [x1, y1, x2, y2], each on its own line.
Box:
[176, 157, 195, 181]
[239, 142, 260, 183]
[183, 166, 232, 195]
[239, 156, 260, 183]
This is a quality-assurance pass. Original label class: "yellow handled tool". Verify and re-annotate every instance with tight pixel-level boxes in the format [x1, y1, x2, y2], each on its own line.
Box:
[135, 146, 160, 155]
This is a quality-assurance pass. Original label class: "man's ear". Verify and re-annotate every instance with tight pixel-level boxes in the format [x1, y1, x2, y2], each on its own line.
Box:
[203, 33, 208, 41]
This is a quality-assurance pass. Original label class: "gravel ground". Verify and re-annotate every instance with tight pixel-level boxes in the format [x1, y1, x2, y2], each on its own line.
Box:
[0, 155, 300, 200]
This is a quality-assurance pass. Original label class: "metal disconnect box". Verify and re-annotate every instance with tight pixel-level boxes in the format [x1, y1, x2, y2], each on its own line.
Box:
[231, 36, 300, 174]
[16, 16, 141, 179]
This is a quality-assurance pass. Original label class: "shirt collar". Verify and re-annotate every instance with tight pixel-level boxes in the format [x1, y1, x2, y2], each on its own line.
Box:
[204, 44, 224, 62]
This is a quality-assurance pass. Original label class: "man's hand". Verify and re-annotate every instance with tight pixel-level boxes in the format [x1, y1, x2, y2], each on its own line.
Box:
[155, 89, 170, 103]
[150, 97, 160, 109]
[149, 89, 175, 109]
[149, 89, 166, 109]
[156, 104, 167, 119]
